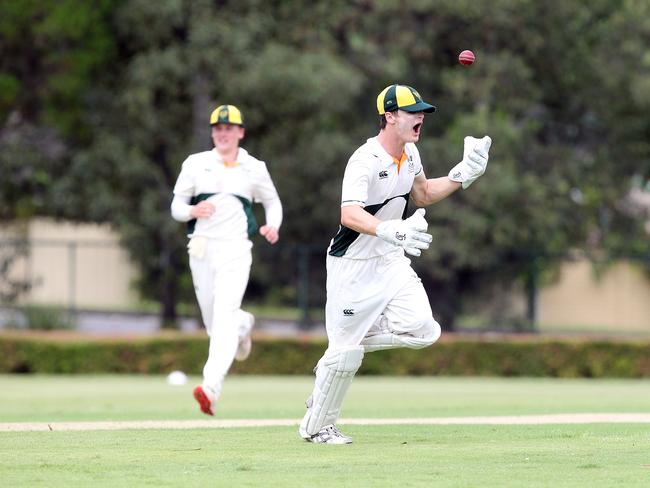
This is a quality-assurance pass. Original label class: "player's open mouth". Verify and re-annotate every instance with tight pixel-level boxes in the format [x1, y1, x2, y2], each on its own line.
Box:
[413, 122, 422, 135]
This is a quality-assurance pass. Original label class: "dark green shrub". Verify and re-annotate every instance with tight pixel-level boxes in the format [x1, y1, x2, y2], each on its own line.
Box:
[1, 333, 649, 378]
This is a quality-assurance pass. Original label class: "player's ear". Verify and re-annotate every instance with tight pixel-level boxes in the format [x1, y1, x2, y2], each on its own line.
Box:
[238, 126, 245, 140]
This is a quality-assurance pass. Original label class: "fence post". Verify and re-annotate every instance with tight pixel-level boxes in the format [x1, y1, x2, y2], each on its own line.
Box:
[68, 241, 77, 324]
[297, 245, 312, 329]
[525, 255, 539, 331]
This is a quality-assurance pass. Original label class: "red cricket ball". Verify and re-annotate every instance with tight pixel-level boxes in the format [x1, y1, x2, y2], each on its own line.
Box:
[459, 50, 475, 66]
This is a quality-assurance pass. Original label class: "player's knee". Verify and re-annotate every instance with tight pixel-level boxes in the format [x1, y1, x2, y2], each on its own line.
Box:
[413, 315, 441, 347]
[423, 316, 442, 344]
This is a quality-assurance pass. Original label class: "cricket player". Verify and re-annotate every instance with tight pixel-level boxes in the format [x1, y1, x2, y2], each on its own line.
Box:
[171, 104, 282, 416]
[299, 84, 491, 444]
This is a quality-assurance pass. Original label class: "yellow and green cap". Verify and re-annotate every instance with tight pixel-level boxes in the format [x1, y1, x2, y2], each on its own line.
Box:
[209, 105, 244, 126]
[376, 84, 436, 115]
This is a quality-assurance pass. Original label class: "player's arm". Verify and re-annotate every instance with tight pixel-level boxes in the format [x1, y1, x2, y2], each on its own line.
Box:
[253, 162, 282, 244]
[341, 205, 432, 257]
[171, 195, 193, 222]
[259, 199, 281, 244]
[339, 156, 380, 235]
[410, 171, 461, 207]
[259, 195, 281, 244]
[171, 157, 215, 222]
[340, 205, 382, 236]
[411, 135, 492, 207]
[171, 195, 214, 221]
[339, 155, 429, 256]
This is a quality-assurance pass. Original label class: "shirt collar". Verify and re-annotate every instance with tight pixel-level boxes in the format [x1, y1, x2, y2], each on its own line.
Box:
[393, 151, 408, 173]
[367, 137, 407, 170]
[212, 147, 248, 167]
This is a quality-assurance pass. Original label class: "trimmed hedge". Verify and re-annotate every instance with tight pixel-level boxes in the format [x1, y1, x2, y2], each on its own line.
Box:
[1, 332, 649, 377]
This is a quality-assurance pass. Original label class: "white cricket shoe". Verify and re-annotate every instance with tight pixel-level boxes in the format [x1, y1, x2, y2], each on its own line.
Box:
[303, 424, 353, 445]
[235, 312, 254, 361]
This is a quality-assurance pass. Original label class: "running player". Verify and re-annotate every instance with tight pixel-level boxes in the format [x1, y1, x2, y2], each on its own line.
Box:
[171, 104, 282, 416]
[299, 84, 491, 443]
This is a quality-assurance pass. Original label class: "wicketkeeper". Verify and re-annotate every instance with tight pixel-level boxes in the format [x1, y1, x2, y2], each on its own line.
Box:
[171, 104, 282, 416]
[299, 84, 491, 444]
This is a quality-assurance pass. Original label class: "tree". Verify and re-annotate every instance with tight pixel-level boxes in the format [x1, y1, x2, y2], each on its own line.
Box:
[0, 0, 120, 310]
[60, 0, 366, 324]
[3, 0, 648, 329]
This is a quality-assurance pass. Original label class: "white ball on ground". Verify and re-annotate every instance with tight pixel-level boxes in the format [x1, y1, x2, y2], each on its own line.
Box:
[166, 370, 188, 386]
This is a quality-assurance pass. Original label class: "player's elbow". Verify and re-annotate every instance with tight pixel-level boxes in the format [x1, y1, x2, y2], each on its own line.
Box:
[410, 191, 428, 208]
[171, 198, 192, 222]
[340, 206, 358, 228]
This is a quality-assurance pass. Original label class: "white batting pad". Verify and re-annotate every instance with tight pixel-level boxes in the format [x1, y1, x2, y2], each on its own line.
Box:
[299, 346, 364, 437]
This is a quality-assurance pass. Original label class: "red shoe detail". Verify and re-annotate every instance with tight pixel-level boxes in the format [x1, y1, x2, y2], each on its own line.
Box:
[193, 386, 214, 416]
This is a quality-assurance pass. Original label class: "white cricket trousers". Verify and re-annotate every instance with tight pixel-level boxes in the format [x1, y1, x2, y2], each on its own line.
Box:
[325, 249, 441, 349]
[189, 238, 253, 398]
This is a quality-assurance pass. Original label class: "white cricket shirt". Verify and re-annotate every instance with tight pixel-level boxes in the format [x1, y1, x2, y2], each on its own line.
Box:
[172, 147, 282, 240]
[328, 137, 422, 259]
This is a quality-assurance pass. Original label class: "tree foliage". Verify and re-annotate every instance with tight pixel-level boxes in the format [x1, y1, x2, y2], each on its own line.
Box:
[1, 0, 648, 326]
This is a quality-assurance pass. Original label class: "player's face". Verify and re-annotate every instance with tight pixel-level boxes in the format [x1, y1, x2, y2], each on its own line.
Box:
[393, 110, 425, 143]
[211, 124, 245, 153]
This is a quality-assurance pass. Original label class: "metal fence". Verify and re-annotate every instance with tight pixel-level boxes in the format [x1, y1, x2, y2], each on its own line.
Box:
[1, 238, 138, 313]
[2, 238, 650, 335]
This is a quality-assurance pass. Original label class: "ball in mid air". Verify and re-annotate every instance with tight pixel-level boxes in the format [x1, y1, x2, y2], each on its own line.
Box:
[459, 50, 475, 66]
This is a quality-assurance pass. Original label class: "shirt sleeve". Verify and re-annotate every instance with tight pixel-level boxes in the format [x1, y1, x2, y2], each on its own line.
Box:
[171, 195, 193, 222]
[340, 156, 373, 207]
[171, 157, 195, 221]
[172, 157, 195, 198]
[252, 162, 283, 229]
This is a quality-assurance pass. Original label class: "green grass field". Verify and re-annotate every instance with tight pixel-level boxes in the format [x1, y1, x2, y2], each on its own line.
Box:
[1, 375, 650, 487]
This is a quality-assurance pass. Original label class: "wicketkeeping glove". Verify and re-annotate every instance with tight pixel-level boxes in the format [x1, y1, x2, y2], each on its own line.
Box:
[375, 208, 432, 257]
[448, 135, 492, 189]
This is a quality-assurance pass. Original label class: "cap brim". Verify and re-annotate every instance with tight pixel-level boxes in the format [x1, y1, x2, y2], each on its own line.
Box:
[401, 102, 436, 113]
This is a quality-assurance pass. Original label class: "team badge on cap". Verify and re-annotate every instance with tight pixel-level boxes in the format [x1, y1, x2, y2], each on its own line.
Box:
[210, 105, 244, 126]
[376, 85, 436, 115]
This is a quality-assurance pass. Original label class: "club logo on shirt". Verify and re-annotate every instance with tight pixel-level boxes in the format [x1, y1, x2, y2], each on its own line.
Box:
[378, 170, 388, 179]
[343, 309, 355, 316]
[408, 161, 415, 173]
[395, 232, 406, 241]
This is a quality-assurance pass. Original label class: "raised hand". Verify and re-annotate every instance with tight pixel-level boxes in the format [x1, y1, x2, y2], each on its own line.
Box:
[448, 135, 492, 189]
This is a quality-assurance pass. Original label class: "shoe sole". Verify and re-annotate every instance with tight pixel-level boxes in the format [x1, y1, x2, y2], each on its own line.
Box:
[235, 313, 255, 361]
[193, 386, 214, 416]
[303, 436, 353, 445]
[235, 335, 252, 361]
